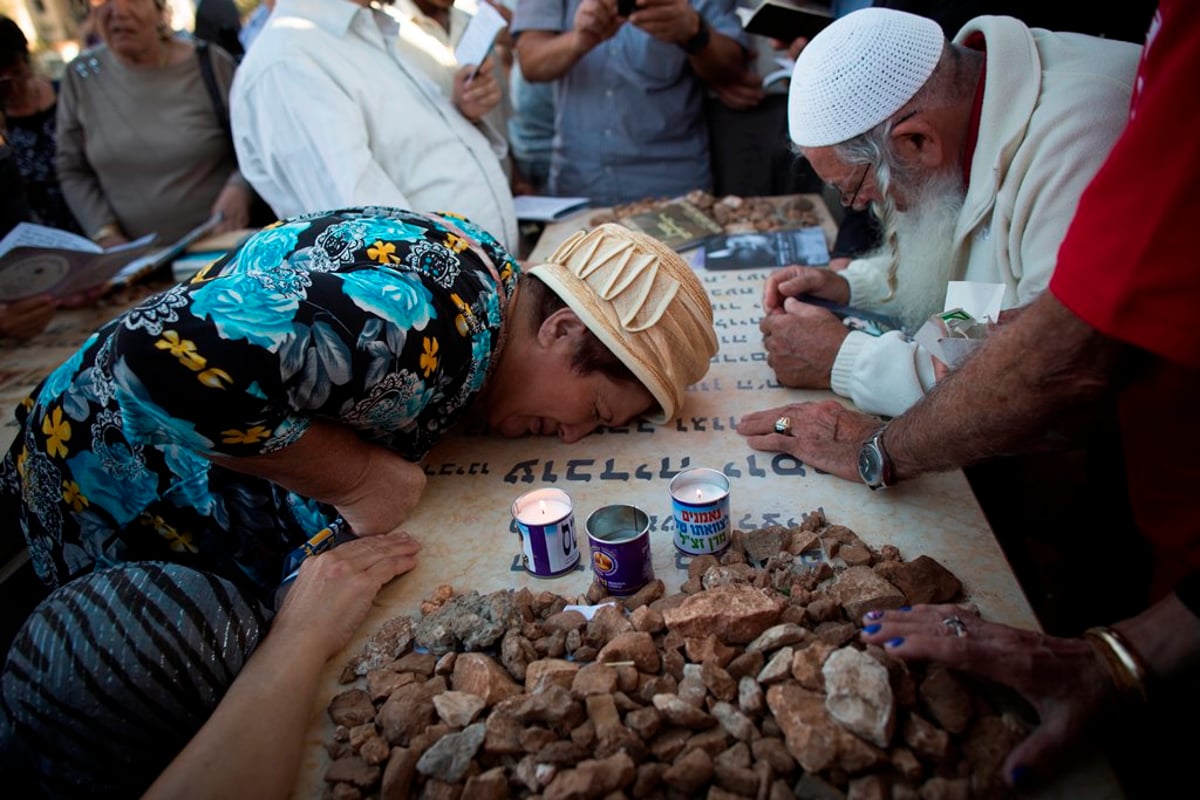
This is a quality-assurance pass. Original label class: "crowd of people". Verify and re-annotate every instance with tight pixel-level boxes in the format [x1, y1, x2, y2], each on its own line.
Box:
[0, 0, 1195, 798]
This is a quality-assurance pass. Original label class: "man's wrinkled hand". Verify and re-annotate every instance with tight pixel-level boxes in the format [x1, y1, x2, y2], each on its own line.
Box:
[763, 264, 850, 313]
[737, 400, 880, 482]
[760, 298, 848, 388]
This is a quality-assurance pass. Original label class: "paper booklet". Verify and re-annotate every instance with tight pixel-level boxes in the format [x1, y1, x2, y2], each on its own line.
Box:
[454, 2, 508, 79]
[513, 195, 590, 222]
[0, 213, 222, 303]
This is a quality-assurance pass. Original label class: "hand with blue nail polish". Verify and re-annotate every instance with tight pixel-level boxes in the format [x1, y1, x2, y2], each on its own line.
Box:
[855, 602, 1137, 789]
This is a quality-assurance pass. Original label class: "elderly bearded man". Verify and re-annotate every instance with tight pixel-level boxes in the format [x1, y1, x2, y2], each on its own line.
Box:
[757, 8, 1140, 417]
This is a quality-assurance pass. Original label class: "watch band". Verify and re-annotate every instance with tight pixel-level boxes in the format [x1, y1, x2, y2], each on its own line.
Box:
[873, 427, 895, 489]
[682, 15, 711, 55]
[858, 425, 895, 490]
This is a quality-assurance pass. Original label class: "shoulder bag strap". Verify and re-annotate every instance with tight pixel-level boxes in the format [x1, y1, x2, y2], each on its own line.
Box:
[195, 40, 231, 139]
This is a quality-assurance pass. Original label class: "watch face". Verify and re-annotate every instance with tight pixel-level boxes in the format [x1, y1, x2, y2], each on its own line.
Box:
[858, 444, 881, 485]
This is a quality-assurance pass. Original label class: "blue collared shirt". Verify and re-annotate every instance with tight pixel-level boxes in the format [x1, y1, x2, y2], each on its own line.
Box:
[512, 0, 746, 205]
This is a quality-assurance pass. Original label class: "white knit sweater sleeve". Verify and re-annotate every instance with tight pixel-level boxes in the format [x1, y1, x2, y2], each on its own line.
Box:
[830, 330, 939, 418]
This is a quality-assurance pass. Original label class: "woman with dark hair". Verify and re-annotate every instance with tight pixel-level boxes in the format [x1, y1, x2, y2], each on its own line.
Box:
[56, 0, 253, 247]
[0, 16, 80, 233]
[0, 207, 718, 796]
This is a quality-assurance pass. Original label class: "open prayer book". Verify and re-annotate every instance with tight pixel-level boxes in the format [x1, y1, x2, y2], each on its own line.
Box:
[0, 213, 222, 302]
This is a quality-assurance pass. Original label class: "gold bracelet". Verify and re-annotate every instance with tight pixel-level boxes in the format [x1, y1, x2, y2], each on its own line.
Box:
[91, 223, 121, 243]
[1084, 626, 1149, 704]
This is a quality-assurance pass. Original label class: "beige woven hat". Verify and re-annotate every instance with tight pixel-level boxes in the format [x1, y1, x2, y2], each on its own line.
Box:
[528, 224, 718, 423]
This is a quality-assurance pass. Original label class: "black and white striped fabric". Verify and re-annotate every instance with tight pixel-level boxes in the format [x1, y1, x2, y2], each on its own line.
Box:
[0, 563, 272, 798]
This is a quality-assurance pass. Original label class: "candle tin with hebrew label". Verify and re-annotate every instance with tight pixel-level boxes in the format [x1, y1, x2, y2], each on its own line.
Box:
[585, 504, 653, 595]
[669, 467, 731, 556]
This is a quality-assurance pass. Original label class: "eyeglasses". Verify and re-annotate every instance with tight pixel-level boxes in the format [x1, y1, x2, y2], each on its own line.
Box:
[839, 163, 871, 208]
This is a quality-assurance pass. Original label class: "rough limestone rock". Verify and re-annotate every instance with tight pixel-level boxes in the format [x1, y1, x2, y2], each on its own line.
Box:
[827, 565, 906, 620]
[874, 555, 963, 605]
[663, 584, 786, 644]
[822, 646, 896, 748]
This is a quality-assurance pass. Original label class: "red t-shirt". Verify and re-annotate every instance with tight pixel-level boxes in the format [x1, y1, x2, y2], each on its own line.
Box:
[1050, 0, 1200, 598]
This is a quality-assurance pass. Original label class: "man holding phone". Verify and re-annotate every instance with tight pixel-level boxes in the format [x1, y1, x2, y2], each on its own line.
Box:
[512, 0, 750, 206]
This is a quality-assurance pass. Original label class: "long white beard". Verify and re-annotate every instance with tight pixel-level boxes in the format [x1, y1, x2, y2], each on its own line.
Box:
[880, 171, 966, 331]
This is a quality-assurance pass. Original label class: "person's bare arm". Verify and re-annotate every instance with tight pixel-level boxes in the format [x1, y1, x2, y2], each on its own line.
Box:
[210, 418, 427, 535]
[885, 292, 1122, 481]
[516, 0, 620, 82]
[142, 532, 422, 800]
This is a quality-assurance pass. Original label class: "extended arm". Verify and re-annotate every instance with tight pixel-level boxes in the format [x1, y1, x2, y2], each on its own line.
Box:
[515, 0, 618, 83]
[142, 532, 422, 800]
[210, 418, 427, 536]
[858, 582, 1200, 786]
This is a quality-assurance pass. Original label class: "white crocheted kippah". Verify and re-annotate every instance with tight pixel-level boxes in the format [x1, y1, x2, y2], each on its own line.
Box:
[788, 8, 945, 148]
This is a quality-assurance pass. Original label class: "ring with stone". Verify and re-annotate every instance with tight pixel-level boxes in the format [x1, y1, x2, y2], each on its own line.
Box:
[774, 416, 792, 435]
[942, 616, 968, 638]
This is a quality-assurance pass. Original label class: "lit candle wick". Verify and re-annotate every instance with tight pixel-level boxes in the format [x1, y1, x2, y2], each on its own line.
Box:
[695, 488, 703, 501]
[539, 500, 547, 516]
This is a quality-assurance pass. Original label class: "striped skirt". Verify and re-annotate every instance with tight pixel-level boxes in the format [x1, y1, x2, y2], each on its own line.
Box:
[0, 562, 272, 797]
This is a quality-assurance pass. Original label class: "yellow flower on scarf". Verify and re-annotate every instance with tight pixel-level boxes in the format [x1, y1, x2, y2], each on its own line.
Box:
[62, 480, 89, 512]
[155, 330, 207, 371]
[445, 233, 469, 253]
[420, 337, 439, 377]
[221, 425, 272, 445]
[41, 407, 70, 459]
[451, 293, 475, 337]
[198, 367, 233, 389]
[367, 240, 398, 264]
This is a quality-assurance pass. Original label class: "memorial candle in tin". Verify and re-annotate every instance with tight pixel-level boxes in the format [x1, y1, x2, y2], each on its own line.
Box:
[512, 488, 580, 577]
[585, 504, 653, 595]
[669, 467, 731, 555]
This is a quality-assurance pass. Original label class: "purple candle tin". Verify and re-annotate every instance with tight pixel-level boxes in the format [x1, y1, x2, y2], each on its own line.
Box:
[512, 488, 580, 578]
[585, 504, 653, 596]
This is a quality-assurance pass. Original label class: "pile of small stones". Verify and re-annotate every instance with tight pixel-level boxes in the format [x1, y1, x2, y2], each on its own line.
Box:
[590, 191, 825, 236]
[323, 510, 1030, 800]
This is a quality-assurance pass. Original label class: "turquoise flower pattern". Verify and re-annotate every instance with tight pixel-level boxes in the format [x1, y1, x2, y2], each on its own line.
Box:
[0, 208, 519, 596]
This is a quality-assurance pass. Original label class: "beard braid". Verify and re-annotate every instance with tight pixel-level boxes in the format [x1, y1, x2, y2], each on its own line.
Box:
[876, 169, 967, 331]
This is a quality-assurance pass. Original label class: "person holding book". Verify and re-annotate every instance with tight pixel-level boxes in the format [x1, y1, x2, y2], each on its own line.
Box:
[56, 0, 254, 247]
[0, 207, 717, 795]
[753, 7, 1139, 417]
[511, 0, 751, 206]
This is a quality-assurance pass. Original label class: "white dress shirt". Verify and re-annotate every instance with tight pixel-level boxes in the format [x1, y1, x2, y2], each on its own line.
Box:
[230, 0, 517, 249]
